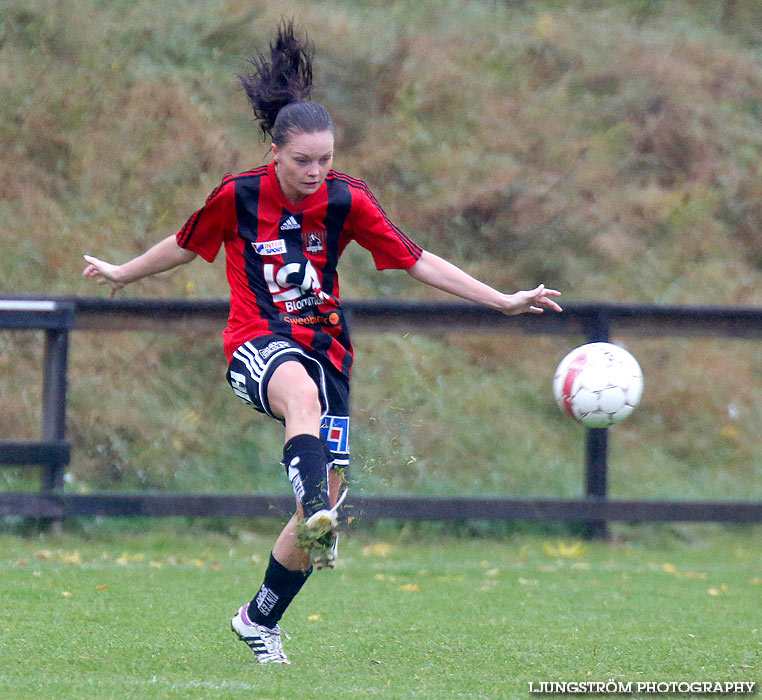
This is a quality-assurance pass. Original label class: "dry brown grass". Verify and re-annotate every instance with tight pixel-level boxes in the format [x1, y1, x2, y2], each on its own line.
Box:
[3, 0, 762, 498]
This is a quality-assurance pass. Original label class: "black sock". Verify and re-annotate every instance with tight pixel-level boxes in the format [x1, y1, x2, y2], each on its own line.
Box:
[283, 434, 330, 518]
[247, 553, 312, 627]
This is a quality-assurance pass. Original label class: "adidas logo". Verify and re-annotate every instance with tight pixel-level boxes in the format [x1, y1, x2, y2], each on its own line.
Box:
[280, 216, 300, 231]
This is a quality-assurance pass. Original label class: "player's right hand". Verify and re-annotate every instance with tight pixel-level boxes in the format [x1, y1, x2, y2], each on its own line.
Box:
[82, 255, 126, 299]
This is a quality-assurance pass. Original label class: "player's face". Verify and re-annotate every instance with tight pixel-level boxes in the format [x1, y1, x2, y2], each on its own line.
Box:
[272, 130, 334, 205]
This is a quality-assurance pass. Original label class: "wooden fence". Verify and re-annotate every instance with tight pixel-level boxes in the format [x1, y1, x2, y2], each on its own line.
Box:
[2, 296, 762, 536]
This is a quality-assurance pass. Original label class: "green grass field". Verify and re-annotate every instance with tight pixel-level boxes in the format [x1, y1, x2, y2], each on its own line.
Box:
[0, 523, 759, 699]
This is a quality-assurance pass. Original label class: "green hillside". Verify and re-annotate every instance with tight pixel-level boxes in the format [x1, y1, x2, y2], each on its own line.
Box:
[2, 0, 762, 507]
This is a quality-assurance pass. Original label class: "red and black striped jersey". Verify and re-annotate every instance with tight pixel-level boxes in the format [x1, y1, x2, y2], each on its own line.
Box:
[176, 162, 422, 377]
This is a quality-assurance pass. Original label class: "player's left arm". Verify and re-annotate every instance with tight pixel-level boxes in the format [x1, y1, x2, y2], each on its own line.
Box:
[406, 250, 562, 316]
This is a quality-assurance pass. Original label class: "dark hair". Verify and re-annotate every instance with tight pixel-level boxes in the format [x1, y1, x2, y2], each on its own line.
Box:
[238, 20, 333, 146]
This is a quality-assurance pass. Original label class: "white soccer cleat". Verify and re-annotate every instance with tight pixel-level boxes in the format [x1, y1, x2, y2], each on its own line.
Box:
[304, 507, 338, 531]
[231, 605, 290, 664]
[299, 489, 348, 569]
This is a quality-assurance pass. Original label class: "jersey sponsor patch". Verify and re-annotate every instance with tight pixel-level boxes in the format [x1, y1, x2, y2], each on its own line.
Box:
[321, 415, 349, 455]
[284, 296, 319, 313]
[282, 311, 340, 327]
[253, 239, 287, 255]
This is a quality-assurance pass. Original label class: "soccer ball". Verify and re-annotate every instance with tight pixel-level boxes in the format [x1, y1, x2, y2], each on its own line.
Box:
[553, 342, 643, 428]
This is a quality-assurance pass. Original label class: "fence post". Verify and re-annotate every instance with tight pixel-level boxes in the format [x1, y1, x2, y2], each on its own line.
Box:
[40, 327, 70, 493]
[583, 311, 611, 538]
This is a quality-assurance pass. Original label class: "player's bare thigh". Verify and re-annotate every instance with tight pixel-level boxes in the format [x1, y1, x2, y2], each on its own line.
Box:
[266, 360, 322, 441]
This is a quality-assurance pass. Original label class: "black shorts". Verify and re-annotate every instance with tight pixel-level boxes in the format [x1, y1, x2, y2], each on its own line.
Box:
[226, 335, 350, 467]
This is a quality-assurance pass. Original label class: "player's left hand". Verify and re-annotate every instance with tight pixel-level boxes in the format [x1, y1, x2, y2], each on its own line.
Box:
[503, 284, 562, 316]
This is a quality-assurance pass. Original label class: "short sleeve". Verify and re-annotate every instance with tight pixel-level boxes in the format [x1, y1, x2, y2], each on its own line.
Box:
[176, 177, 237, 263]
[348, 184, 423, 271]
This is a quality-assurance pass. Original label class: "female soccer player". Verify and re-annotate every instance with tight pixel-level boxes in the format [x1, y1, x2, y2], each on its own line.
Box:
[82, 21, 562, 665]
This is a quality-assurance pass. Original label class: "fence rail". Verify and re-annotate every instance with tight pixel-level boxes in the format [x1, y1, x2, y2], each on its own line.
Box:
[57, 295, 762, 338]
[3, 295, 762, 535]
[1, 493, 761, 523]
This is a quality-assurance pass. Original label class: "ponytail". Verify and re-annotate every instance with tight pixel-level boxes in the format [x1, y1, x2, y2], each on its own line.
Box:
[238, 20, 333, 145]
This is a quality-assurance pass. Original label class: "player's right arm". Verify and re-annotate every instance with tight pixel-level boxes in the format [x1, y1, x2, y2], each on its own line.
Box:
[82, 234, 197, 298]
